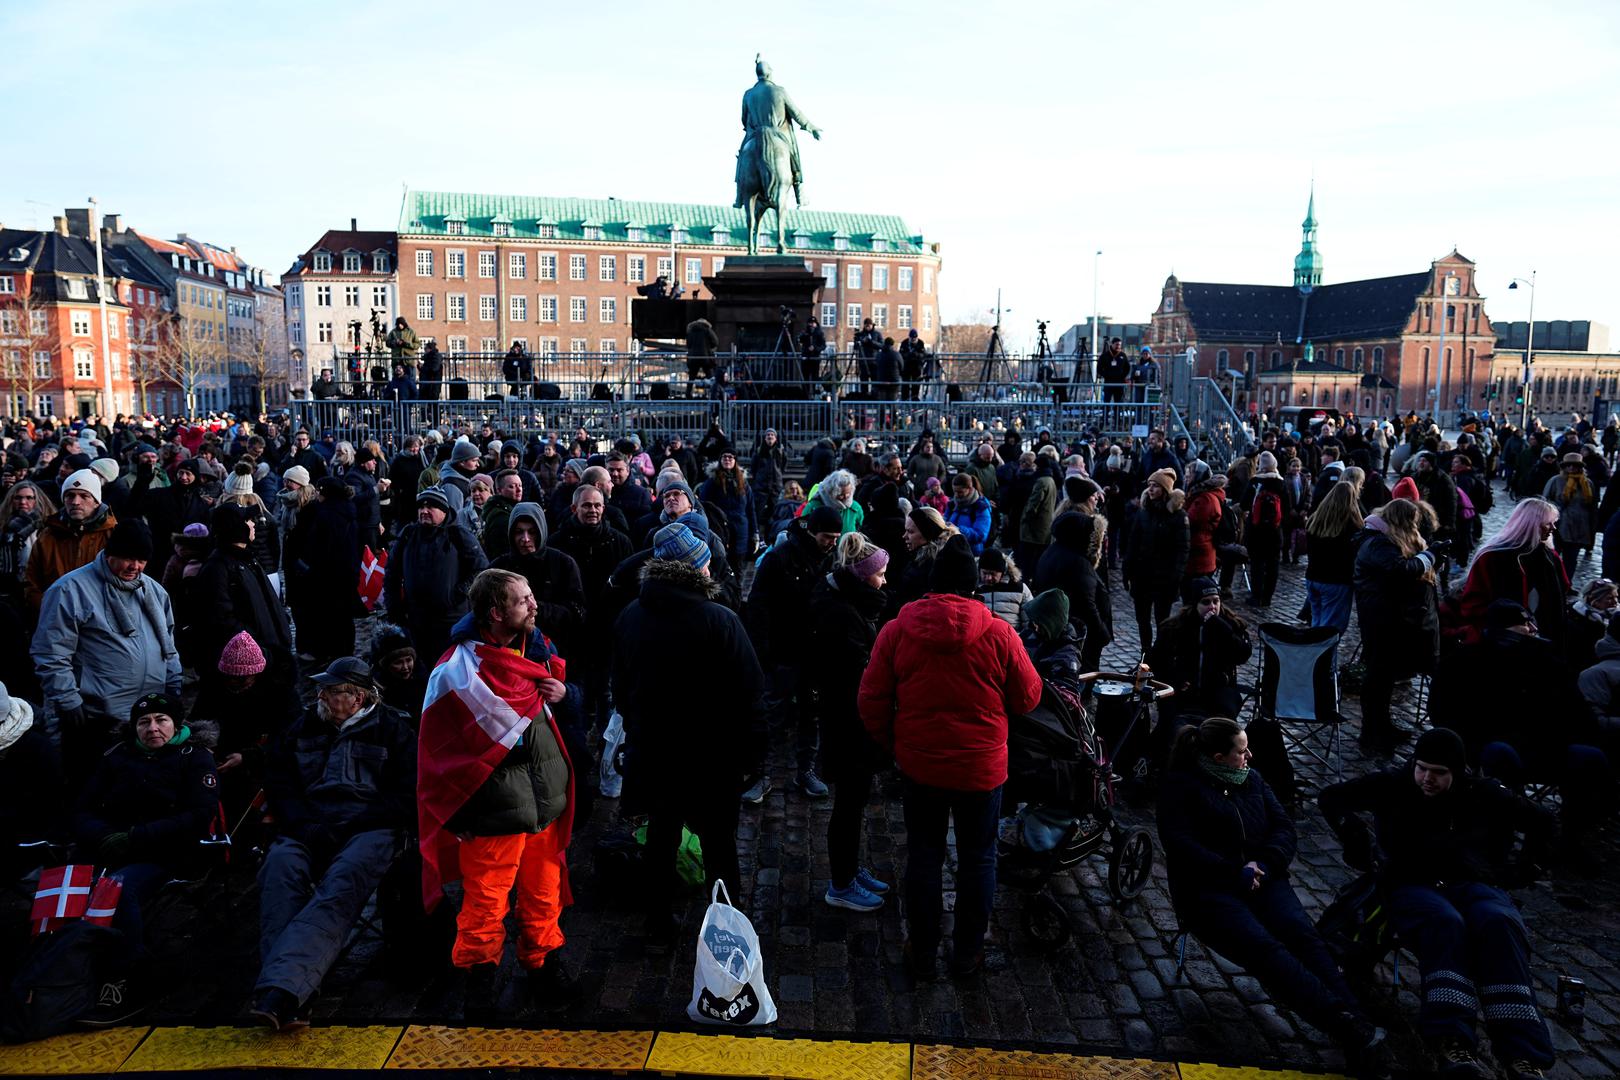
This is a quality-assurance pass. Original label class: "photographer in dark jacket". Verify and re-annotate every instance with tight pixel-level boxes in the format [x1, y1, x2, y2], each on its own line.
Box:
[1320, 729, 1557, 1079]
[418, 341, 444, 401]
[798, 318, 827, 383]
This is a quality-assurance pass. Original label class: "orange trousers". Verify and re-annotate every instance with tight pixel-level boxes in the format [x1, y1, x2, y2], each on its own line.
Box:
[451, 824, 565, 969]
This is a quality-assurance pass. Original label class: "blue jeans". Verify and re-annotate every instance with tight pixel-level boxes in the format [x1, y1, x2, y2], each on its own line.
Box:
[1387, 882, 1553, 1066]
[1307, 581, 1353, 634]
[901, 779, 1001, 957]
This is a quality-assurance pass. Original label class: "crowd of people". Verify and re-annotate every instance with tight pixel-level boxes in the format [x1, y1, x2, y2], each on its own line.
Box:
[0, 401, 1612, 1079]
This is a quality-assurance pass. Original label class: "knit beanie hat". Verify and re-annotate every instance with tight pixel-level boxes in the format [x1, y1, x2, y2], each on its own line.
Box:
[1413, 727, 1468, 773]
[218, 630, 267, 676]
[130, 692, 184, 726]
[89, 458, 120, 485]
[416, 486, 452, 514]
[212, 503, 252, 546]
[652, 521, 711, 569]
[1147, 468, 1178, 495]
[1189, 576, 1222, 599]
[1064, 476, 1101, 504]
[451, 440, 481, 466]
[282, 464, 310, 487]
[225, 461, 255, 496]
[1391, 477, 1421, 503]
[929, 534, 978, 596]
[61, 468, 102, 503]
[105, 518, 153, 561]
[979, 547, 1010, 574]
[1024, 588, 1071, 641]
[660, 477, 697, 505]
[805, 504, 843, 535]
[909, 506, 945, 542]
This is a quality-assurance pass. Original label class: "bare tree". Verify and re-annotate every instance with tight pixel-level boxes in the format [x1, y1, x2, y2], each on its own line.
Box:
[242, 302, 287, 416]
[0, 287, 57, 418]
[127, 295, 182, 415]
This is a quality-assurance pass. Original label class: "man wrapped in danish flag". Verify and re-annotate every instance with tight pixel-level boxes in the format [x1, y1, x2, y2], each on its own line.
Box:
[418, 568, 576, 1019]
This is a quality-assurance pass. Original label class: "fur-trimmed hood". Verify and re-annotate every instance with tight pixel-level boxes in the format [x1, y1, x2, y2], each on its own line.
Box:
[112, 716, 221, 750]
[639, 555, 722, 600]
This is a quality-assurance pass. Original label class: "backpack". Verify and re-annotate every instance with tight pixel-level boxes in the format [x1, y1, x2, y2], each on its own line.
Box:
[1250, 489, 1283, 530]
[1457, 487, 1477, 522]
[1215, 497, 1242, 546]
[1, 922, 124, 1042]
[1314, 873, 1397, 980]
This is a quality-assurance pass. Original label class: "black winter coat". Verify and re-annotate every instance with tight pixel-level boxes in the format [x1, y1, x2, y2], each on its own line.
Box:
[262, 703, 417, 843]
[1123, 496, 1189, 597]
[1033, 512, 1111, 651]
[387, 451, 428, 529]
[744, 525, 826, 668]
[1352, 528, 1438, 671]
[805, 569, 888, 768]
[488, 547, 587, 661]
[191, 546, 295, 678]
[384, 521, 489, 637]
[286, 492, 359, 606]
[339, 466, 381, 538]
[1157, 763, 1294, 916]
[75, 734, 219, 870]
[1145, 611, 1252, 716]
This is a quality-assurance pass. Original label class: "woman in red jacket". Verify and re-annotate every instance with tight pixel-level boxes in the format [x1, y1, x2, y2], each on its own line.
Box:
[1183, 473, 1227, 598]
[857, 535, 1042, 979]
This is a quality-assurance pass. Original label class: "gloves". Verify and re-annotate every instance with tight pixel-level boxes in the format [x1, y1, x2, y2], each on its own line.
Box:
[97, 832, 132, 865]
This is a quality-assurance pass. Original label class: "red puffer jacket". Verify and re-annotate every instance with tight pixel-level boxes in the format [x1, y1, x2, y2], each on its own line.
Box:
[858, 592, 1042, 792]
[1184, 483, 1224, 576]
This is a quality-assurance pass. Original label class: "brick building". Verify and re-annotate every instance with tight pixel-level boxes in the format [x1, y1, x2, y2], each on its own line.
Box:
[281, 224, 397, 395]
[394, 188, 941, 376]
[1487, 320, 1620, 424]
[1148, 191, 1496, 420]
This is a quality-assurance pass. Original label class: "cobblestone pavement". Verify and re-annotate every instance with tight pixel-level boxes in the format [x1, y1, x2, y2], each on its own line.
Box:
[58, 476, 1617, 1078]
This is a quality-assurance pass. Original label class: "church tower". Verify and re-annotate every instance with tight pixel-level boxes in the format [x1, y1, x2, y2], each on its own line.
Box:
[1293, 185, 1322, 292]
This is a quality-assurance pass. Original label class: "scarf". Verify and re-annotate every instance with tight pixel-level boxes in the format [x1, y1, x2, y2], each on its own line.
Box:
[1197, 755, 1250, 787]
[97, 556, 179, 663]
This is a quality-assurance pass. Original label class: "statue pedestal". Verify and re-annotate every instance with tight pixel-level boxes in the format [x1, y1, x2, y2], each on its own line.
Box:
[704, 256, 823, 362]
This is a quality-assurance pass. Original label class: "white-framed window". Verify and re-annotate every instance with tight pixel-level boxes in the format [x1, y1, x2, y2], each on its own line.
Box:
[415, 250, 433, 276]
[821, 263, 836, 288]
[416, 294, 434, 320]
[569, 297, 586, 323]
[922, 268, 934, 294]
[671, 226, 687, 245]
[873, 265, 889, 290]
[316, 285, 332, 307]
[820, 302, 837, 327]
[105, 312, 119, 338]
[480, 337, 499, 353]
[510, 295, 528, 322]
[846, 304, 862, 328]
[35, 393, 51, 417]
[73, 347, 94, 380]
[569, 255, 586, 281]
[448, 335, 469, 353]
[108, 350, 120, 378]
[71, 311, 92, 337]
[478, 252, 496, 279]
[873, 303, 888, 329]
[33, 350, 51, 378]
[538, 337, 559, 360]
[374, 252, 390, 273]
[447, 294, 467, 321]
[344, 285, 360, 306]
[446, 220, 465, 236]
[599, 297, 616, 323]
[2, 348, 16, 371]
[509, 252, 527, 279]
[479, 295, 497, 322]
[599, 255, 616, 282]
[847, 264, 863, 289]
[834, 236, 849, 252]
[628, 255, 646, 283]
[0, 276, 14, 294]
[582, 225, 602, 240]
[570, 338, 587, 358]
[313, 252, 332, 273]
[600, 339, 617, 355]
[538, 224, 558, 240]
[873, 237, 888, 253]
[712, 256, 725, 273]
[711, 226, 729, 246]
[446, 250, 466, 279]
[656, 256, 674, 280]
[898, 305, 913, 329]
[0, 312, 15, 335]
[923, 306, 934, 330]
[492, 222, 510, 238]
[794, 233, 810, 250]
[373, 285, 389, 307]
[342, 252, 360, 273]
[540, 296, 558, 322]
[509, 336, 529, 352]
[289, 321, 302, 342]
[317, 321, 334, 343]
[538, 253, 557, 281]
[68, 278, 89, 299]
[627, 226, 646, 243]
[684, 258, 701, 284]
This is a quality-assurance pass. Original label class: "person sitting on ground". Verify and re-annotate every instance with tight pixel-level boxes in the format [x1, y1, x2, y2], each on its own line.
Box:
[368, 623, 422, 718]
[1565, 576, 1617, 673]
[1157, 717, 1386, 1070]
[1452, 498, 1568, 649]
[251, 659, 416, 1031]
[1143, 578, 1251, 731]
[74, 694, 220, 1026]
[975, 546, 1032, 630]
[1320, 728, 1557, 1080]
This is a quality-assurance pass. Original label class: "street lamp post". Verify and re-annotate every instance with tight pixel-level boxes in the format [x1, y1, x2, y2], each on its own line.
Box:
[88, 197, 117, 417]
[1509, 271, 1537, 431]
[1090, 249, 1102, 382]
[1431, 270, 1457, 427]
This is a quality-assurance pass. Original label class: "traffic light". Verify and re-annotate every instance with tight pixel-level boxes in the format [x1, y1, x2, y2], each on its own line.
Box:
[1515, 392, 1525, 405]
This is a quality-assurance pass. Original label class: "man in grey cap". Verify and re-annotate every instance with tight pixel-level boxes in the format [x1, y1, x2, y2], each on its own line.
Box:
[252, 658, 417, 1030]
[384, 487, 488, 668]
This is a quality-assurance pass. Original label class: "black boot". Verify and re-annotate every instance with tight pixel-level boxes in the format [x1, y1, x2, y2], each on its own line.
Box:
[526, 959, 578, 1013]
[462, 963, 500, 1026]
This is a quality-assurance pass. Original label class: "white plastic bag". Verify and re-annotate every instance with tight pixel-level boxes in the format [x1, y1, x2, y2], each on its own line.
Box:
[687, 880, 776, 1026]
[599, 711, 627, 798]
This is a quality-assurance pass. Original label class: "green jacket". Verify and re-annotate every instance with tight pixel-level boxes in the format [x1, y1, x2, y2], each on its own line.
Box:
[386, 325, 420, 362]
[448, 716, 569, 837]
[481, 495, 517, 560]
[802, 482, 865, 534]
[962, 458, 999, 502]
[1020, 475, 1057, 545]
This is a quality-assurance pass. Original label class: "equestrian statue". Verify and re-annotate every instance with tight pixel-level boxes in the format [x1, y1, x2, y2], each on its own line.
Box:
[734, 55, 822, 256]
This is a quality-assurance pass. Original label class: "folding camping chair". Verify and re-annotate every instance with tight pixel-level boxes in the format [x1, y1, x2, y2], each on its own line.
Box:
[1251, 623, 1345, 784]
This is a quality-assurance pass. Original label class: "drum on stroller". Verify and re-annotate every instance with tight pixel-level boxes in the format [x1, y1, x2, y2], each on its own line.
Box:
[997, 671, 1172, 949]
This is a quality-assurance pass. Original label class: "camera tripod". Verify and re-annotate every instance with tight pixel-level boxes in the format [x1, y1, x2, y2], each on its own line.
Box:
[978, 324, 1014, 384]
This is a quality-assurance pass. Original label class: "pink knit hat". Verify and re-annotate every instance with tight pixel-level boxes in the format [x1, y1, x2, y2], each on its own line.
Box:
[218, 631, 267, 676]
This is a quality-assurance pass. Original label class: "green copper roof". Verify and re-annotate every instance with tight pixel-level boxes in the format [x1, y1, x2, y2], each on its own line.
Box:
[1302, 184, 1317, 230]
[398, 188, 928, 254]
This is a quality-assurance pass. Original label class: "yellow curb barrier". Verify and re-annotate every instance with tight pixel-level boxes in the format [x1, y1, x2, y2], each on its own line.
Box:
[915, 1044, 1179, 1079]
[1178, 1064, 1348, 1079]
[118, 1025, 403, 1072]
[384, 1025, 654, 1071]
[645, 1031, 911, 1080]
[0, 1027, 150, 1076]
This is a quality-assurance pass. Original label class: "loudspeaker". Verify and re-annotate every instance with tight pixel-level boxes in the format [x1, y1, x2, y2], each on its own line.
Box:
[946, 382, 963, 402]
[447, 378, 469, 401]
[650, 382, 671, 401]
[535, 382, 562, 401]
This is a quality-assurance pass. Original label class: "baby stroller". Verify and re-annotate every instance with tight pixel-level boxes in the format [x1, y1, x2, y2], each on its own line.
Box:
[997, 670, 1173, 949]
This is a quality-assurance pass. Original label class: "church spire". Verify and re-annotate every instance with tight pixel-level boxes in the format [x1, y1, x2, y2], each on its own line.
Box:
[1294, 183, 1322, 292]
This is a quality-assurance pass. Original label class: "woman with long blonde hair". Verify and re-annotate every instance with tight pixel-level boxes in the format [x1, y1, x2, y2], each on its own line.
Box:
[1451, 496, 1567, 649]
[1304, 482, 1364, 632]
[1352, 497, 1439, 753]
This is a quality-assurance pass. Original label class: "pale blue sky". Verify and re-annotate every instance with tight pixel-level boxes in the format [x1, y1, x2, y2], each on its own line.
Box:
[4, 0, 1616, 351]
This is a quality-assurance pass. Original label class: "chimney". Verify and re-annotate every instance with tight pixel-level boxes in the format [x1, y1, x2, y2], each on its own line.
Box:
[350, 217, 357, 232]
[64, 208, 92, 237]
[104, 214, 122, 233]
[53, 216, 70, 236]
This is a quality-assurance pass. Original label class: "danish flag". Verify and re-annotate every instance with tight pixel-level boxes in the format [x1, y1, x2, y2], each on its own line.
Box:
[31, 865, 94, 936]
[359, 546, 388, 610]
[83, 877, 123, 927]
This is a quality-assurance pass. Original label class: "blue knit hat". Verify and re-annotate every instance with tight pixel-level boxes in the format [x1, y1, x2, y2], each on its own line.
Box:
[652, 521, 711, 569]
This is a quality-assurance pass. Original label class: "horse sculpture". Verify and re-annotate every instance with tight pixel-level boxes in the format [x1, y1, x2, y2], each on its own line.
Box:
[734, 56, 821, 256]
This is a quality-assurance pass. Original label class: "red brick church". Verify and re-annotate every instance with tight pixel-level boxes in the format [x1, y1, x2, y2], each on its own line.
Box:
[1148, 190, 1495, 420]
